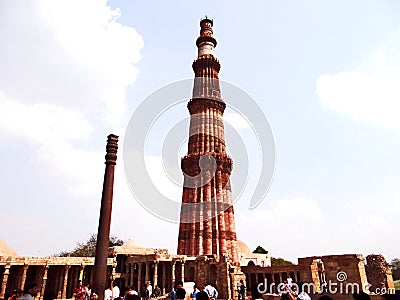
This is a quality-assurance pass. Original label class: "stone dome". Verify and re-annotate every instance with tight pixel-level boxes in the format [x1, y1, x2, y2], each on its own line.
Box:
[237, 240, 251, 255]
[121, 239, 142, 249]
[0, 240, 18, 256]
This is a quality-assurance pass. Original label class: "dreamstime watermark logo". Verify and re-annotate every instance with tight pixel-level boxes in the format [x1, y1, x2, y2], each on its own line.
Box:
[256, 271, 395, 296]
[123, 78, 275, 223]
[336, 271, 347, 282]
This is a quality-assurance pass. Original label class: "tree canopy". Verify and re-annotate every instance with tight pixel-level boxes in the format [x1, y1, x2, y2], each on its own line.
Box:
[253, 245, 269, 254]
[55, 233, 124, 257]
[391, 258, 400, 280]
[271, 257, 294, 266]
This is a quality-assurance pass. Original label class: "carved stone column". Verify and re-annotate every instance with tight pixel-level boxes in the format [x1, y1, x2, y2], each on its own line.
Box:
[137, 263, 142, 292]
[62, 265, 71, 299]
[0, 265, 11, 299]
[129, 264, 134, 289]
[55, 267, 61, 298]
[162, 264, 166, 294]
[20, 264, 29, 290]
[125, 264, 130, 287]
[153, 261, 158, 286]
[181, 261, 185, 282]
[145, 262, 150, 283]
[40, 265, 49, 300]
[79, 265, 85, 281]
[248, 273, 252, 291]
[171, 261, 176, 287]
[110, 261, 117, 289]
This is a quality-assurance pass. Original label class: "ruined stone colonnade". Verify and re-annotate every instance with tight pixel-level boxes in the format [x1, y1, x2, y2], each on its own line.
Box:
[0, 257, 110, 299]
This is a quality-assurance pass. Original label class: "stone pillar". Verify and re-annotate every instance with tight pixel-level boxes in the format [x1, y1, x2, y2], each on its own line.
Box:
[153, 261, 158, 286]
[79, 265, 85, 281]
[181, 261, 185, 283]
[71, 268, 78, 291]
[90, 267, 95, 284]
[40, 265, 49, 300]
[55, 267, 61, 298]
[145, 262, 150, 283]
[92, 134, 119, 300]
[125, 264, 130, 287]
[110, 261, 117, 289]
[62, 265, 71, 299]
[20, 264, 29, 290]
[248, 273, 252, 291]
[270, 273, 275, 293]
[171, 261, 176, 287]
[162, 264, 166, 294]
[0, 265, 11, 299]
[130, 264, 134, 289]
[137, 263, 142, 292]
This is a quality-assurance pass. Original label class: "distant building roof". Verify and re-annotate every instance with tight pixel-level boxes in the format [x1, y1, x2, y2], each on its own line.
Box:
[121, 239, 142, 249]
[0, 240, 18, 256]
[237, 240, 251, 255]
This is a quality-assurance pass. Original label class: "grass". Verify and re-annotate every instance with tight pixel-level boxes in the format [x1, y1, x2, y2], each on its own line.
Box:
[394, 280, 400, 291]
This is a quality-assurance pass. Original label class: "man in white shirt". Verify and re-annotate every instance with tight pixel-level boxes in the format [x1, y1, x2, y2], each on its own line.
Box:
[112, 283, 120, 299]
[105, 287, 113, 300]
[146, 281, 153, 299]
[287, 275, 293, 287]
[203, 282, 218, 300]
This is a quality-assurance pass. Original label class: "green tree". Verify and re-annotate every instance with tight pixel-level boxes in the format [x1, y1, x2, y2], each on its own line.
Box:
[253, 246, 269, 254]
[391, 258, 400, 280]
[271, 257, 294, 266]
[55, 233, 124, 257]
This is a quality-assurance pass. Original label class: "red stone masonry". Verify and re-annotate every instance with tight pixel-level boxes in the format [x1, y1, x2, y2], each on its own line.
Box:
[177, 18, 239, 264]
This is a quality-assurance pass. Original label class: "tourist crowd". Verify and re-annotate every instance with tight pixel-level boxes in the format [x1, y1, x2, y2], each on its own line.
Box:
[6, 278, 399, 300]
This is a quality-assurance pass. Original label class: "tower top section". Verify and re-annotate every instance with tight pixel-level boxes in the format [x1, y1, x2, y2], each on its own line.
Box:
[196, 16, 217, 57]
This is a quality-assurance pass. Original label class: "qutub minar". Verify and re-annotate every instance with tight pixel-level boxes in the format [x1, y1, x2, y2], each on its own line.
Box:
[177, 17, 239, 264]
[0, 17, 395, 300]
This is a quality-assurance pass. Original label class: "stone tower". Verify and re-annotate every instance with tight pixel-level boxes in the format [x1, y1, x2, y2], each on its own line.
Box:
[177, 17, 239, 264]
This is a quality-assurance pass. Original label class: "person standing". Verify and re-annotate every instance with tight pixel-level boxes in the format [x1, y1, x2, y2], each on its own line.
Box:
[190, 285, 199, 299]
[112, 283, 120, 300]
[9, 289, 23, 300]
[238, 280, 246, 300]
[74, 281, 87, 300]
[287, 275, 293, 287]
[105, 287, 113, 300]
[175, 282, 186, 300]
[146, 282, 153, 299]
[21, 283, 40, 300]
[90, 293, 99, 300]
[153, 285, 161, 298]
[85, 284, 92, 300]
[203, 282, 218, 300]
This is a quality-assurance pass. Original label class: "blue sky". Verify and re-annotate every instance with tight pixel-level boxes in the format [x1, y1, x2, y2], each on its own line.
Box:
[0, 0, 399, 263]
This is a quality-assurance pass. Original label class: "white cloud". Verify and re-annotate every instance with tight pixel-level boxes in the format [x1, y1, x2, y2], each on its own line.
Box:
[0, 0, 144, 255]
[36, 139, 103, 198]
[0, 0, 143, 125]
[0, 91, 92, 143]
[0, 0, 143, 185]
[316, 30, 400, 131]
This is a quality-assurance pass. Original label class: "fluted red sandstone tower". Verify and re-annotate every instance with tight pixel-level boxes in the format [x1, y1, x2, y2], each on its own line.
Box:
[177, 18, 239, 264]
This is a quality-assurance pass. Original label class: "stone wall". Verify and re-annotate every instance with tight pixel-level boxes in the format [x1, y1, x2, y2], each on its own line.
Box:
[365, 254, 395, 294]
